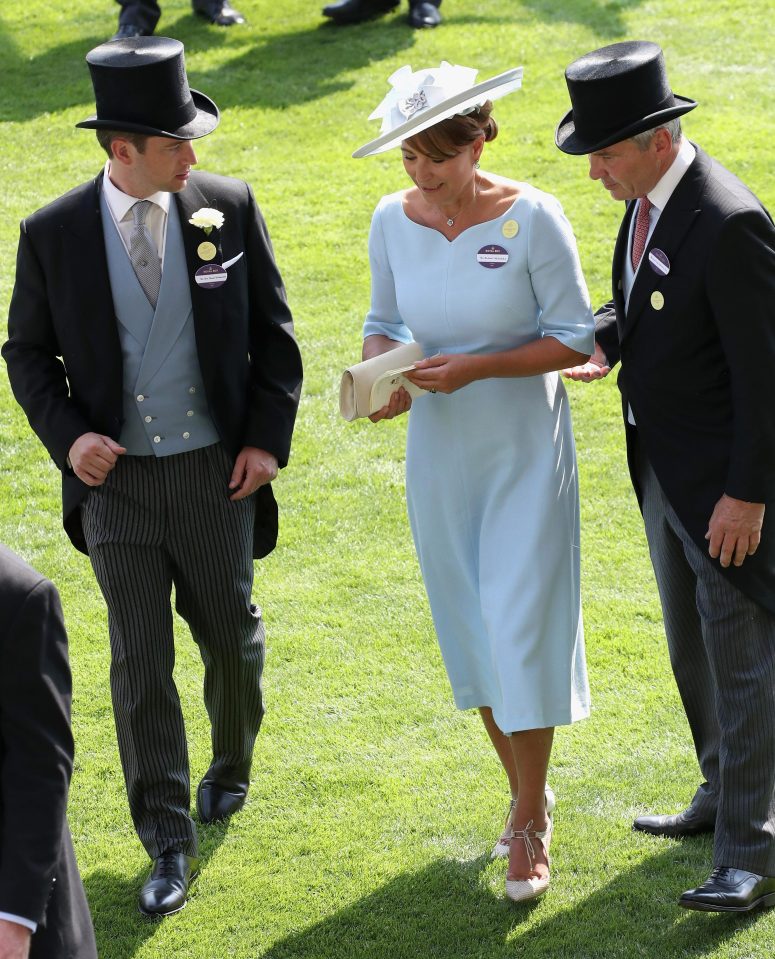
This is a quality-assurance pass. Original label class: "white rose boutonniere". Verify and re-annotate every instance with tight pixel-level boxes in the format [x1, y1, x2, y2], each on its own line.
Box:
[189, 207, 225, 235]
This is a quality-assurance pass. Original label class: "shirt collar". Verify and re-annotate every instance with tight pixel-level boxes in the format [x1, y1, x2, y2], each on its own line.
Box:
[646, 138, 696, 213]
[103, 160, 171, 222]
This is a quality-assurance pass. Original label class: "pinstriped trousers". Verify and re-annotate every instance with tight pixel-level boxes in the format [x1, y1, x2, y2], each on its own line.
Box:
[636, 439, 775, 875]
[81, 443, 265, 859]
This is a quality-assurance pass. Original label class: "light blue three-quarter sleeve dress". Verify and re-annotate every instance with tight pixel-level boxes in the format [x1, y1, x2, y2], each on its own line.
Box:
[363, 184, 595, 734]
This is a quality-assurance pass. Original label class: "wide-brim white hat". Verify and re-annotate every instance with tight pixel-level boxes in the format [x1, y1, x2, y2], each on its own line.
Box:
[353, 62, 523, 159]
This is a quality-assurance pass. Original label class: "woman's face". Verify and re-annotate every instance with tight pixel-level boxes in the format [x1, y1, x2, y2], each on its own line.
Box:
[400, 137, 482, 204]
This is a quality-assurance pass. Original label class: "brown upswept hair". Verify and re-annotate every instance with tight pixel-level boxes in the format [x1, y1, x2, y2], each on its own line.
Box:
[404, 100, 498, 160]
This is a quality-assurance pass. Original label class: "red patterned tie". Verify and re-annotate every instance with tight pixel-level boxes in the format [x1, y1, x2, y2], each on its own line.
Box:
[631, 196, 652, 270]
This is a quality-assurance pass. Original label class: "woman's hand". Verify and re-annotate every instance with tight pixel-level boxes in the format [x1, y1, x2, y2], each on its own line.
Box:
[369, 386, 413, 422]
[404, 354, 477, 394]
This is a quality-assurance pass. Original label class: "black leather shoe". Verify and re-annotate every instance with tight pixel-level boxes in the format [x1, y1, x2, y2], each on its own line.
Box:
[322, 0, 399, 24]
[408, 1, 441, 27]
[138, 851, 199, 918]
[679, 867, 775, 912]
[192, 0, 246, 25]
[197, 766, 250, 824]
[633, 808, 715, 838]
[112, 23, 152, 39]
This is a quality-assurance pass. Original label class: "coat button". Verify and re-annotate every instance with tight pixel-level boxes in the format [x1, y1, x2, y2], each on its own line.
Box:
[153, 435, 161, 444]
[183, 432, 190, 439]
[189, 386, 196, 394]
[187, 410, 194, 417]
[144, 415, 152, 423]
[137, 394, 145, 402]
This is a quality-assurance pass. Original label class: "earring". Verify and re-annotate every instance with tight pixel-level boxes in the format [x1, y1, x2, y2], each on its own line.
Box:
[474, 161, 480, 169]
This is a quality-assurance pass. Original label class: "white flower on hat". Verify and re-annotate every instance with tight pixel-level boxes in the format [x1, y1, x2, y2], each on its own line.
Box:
[370, 62, 481, 135]
[189, 207, 224, 235]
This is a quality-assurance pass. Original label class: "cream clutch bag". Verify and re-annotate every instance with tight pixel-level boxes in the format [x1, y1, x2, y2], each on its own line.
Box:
[339, 341, 428, 421]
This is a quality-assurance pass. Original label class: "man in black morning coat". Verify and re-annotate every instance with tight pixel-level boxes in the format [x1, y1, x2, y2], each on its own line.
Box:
[0, 545, 97, 959]
[2, 37, 302, 917]
[559, 40, 775, 913]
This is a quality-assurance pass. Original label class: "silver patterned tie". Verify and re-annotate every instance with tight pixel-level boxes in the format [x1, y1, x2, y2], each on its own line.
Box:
[129, 200, 162, 308]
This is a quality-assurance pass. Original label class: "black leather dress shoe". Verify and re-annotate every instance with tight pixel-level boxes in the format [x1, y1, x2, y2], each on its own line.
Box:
[197, 766, 250, 823]
[679, 866, 775, 912]
[633, 807, 715, 838]
[322, 0, 399, 24]
[408, 1, 441, 27]
[112, 23, 152, 40]
[192, 0, 246, 25]
[138, 851, 199, 918]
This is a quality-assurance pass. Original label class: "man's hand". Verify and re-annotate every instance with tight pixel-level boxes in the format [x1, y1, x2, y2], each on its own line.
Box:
[229, 447, 278, 501]
[68, 432, 126, 486]
[0, 919, 31, 959]
[706, 494, 765, 568]
[562, 342, 611, 381]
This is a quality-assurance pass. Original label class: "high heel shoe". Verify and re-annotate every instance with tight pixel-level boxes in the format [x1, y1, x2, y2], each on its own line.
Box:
[504, 817, 553, 902]
[491, 785, 555, 859]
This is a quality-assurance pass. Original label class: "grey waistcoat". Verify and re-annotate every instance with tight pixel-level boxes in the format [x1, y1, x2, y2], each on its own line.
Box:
[101, 192, 220, 456]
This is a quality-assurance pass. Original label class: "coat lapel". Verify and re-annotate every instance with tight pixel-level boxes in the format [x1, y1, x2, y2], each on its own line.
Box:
[174, 178, 225, 322]
[66, 175, 124, 385]
[621, 147, 707, 339]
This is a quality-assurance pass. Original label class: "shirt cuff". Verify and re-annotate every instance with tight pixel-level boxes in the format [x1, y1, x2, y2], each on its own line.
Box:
[0, 911, 37, 933]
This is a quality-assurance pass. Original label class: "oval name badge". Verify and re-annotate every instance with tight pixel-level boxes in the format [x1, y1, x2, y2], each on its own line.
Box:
[502, 219, 519, 239]
[650, 290, 665, 311]
[195, 263, 227, 289]
[198, 241, 217, 262]
[477, 244, 509, 269]
[649, 248, 670, 276]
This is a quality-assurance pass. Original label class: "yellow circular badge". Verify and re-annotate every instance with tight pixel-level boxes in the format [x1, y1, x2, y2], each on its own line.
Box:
[650, 290, 665, 311]
[502, 219, 519, 239]
[197, 241, 217, 262]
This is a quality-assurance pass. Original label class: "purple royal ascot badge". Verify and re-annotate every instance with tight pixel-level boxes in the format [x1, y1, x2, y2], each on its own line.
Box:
[476, 244, 509, 269]
[649, 248, 670, 276]
[193, 252, 244, 291]
[195, 263, 227, 289]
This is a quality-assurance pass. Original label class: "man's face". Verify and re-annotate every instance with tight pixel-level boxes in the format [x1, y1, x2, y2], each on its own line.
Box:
[118, 136, 198, 196]
[587, 137, 661, 201]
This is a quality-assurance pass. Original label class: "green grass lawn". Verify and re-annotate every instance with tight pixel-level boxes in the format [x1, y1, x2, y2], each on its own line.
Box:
[1, 1, 774, 956]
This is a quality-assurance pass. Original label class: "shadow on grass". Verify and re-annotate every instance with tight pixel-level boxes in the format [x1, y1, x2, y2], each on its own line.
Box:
[0, 0, 646, 123]
[84, 822, 226, 959]
[0, 14, 416, 122]
[513, 0, 646, 37]
[261, 845, 767, 959]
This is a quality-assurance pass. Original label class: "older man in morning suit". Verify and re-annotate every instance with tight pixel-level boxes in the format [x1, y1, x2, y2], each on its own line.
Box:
[0, 546, 97, 959]
[2, 38, 303, 917]
[558, 41, 775, 912]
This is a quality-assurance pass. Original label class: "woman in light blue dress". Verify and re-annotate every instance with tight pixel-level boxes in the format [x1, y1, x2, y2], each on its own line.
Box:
[354, 63, 595, 901]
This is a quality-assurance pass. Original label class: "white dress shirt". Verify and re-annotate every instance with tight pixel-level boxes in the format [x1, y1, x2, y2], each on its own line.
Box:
[623, 137, 696, 423]
[102, 160, 170, 265]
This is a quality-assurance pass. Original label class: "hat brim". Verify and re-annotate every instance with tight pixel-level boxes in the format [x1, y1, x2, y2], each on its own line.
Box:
[75, 89, 220, 140]
[353, 67, 523, 159]
[554, 94, 697, 155]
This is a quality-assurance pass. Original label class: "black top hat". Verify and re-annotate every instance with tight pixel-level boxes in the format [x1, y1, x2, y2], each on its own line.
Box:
[555, 40, 696, 155]
[76, 36, 219, 140]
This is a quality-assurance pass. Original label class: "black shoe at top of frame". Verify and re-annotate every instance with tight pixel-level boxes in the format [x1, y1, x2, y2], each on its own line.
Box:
[192, 0, 246, 25]
[408, 1, 442, 28]
[633, 808, 715, 838]
[322, 0, 400, 24]
[112, 23, 153, 40]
